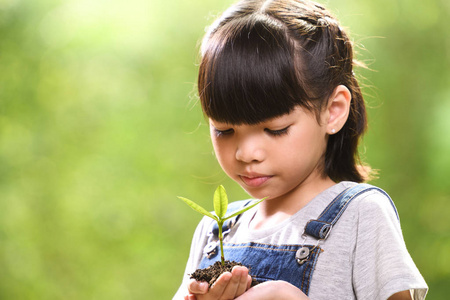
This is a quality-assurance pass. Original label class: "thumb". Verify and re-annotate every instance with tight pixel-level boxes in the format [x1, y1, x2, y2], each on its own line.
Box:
[188, 279, 209, 294]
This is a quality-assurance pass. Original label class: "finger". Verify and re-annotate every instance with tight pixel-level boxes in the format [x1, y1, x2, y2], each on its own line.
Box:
[187, 279, 209, 295]
[207, 272, 232, 298]
[220, 266, 247, 299]
[246, 275, 252, 290]
[233, 267, 250, 296]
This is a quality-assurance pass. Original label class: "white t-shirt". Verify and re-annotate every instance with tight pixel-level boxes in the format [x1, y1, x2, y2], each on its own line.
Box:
[174, 182, 428, 299]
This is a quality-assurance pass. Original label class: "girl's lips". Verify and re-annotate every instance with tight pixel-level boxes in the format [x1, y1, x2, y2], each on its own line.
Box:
[240, 175, 272, 187]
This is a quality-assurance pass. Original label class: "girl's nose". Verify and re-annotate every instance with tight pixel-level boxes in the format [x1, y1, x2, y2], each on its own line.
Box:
[235, 141, 265, 163]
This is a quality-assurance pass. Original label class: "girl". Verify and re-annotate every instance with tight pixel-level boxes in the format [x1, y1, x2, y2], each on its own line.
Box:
[174, 0, 428, 299]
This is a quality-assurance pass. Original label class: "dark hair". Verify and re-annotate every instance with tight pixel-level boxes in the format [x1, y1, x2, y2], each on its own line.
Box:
[198, 0, 370, 183]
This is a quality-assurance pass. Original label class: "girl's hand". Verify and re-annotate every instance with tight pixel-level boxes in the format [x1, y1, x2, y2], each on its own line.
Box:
[185, 265, 252, 300]
[235, 280, 310, 300]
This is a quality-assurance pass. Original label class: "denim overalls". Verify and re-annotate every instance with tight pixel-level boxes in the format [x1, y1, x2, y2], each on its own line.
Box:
[198, 184, 398, 295]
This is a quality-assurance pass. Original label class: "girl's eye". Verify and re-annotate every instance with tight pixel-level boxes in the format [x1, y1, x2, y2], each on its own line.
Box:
[214, 128, 234, 137]
[265, 126, 290, 136]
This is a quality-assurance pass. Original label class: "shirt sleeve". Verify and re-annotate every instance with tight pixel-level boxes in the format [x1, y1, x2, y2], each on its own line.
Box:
[352, 190, 428, 300]
[173, 217, 214, 300]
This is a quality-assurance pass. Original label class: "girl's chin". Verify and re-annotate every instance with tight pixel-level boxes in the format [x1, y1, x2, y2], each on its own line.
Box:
[239, 186, 274, 201]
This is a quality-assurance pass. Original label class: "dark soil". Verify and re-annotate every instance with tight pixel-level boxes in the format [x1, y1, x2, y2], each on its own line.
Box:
[190, 260, 259, 287]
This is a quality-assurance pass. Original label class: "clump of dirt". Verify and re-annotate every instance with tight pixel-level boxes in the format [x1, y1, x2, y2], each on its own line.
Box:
[190, 261, 259, 287]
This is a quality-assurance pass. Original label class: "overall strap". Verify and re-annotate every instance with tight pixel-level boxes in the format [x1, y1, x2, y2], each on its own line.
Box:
[304, 183, 399, 240]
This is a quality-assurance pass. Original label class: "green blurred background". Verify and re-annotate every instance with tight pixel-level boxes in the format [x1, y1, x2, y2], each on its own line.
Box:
[0, 0, 448, 298]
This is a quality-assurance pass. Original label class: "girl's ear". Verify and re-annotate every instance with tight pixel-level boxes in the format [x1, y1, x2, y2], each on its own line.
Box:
[325, 85, 352, 134]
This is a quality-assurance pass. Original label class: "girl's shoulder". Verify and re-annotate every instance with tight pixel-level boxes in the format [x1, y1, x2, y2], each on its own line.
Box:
[329, 181, 399, 219]
[302, 181, 397, 218]
[307, 181, 401, 240]
[300, 182, 401, 242]
[332, 183, 403, 242]
[346, 183, 399, 222]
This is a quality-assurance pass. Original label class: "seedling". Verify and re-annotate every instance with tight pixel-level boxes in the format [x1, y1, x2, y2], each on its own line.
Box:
[178, 185, 265, 266]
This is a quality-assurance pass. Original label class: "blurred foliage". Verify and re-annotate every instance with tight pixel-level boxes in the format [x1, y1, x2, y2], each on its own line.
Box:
[0, 0, 448, 299]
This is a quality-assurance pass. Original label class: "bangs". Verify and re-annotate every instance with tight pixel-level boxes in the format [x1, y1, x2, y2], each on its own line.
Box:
[198, 17, 310, 125]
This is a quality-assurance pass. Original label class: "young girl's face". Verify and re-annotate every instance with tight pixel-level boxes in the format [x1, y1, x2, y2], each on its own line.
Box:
[210, 105, 331, 202]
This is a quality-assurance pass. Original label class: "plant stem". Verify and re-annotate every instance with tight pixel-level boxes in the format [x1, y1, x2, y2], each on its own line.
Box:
[218, 220, 225, 266]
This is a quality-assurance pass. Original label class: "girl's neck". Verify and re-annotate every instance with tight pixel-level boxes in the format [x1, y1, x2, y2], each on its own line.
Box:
[249, 176, 336, 230]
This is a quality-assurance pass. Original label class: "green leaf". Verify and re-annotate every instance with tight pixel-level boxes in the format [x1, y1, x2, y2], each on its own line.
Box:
[223, 197, 267, 221]
[177, 196, 218, 221]
[213, 185, 228, 219]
